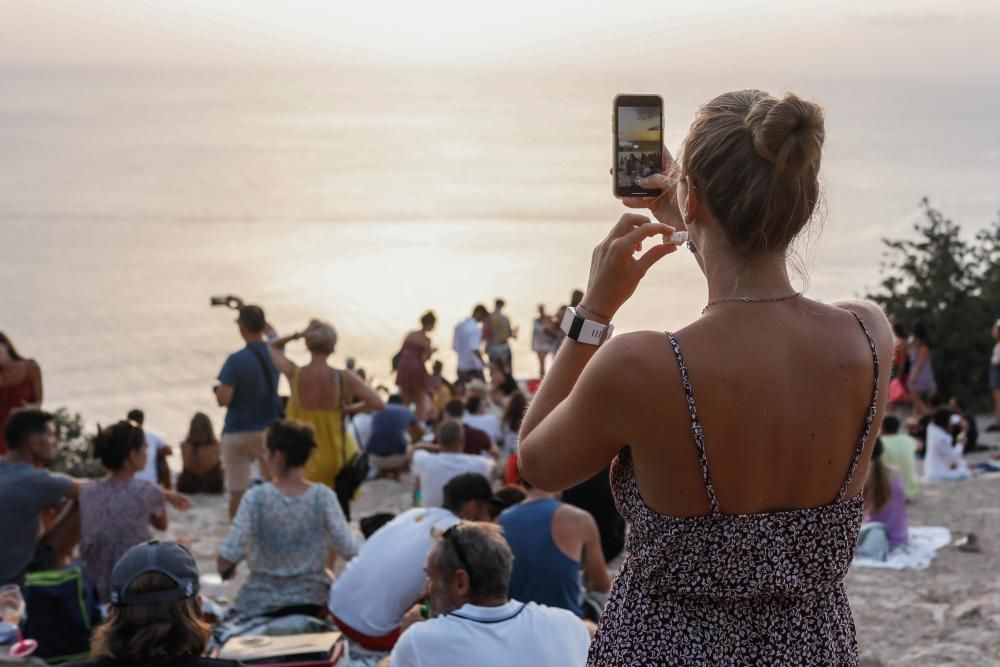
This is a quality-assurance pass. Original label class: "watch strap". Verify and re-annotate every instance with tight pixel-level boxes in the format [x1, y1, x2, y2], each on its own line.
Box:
[561, 307, 613, 346]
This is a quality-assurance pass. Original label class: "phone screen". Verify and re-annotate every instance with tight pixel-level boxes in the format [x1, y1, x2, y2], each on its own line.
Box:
[614, 95, 663, 198]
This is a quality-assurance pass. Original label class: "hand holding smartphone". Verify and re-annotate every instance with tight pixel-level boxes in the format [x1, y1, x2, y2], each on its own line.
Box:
[613, 94, 664, 199]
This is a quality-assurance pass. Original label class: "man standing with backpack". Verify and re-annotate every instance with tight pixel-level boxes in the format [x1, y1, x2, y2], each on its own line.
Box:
[215, 304, 283, 518]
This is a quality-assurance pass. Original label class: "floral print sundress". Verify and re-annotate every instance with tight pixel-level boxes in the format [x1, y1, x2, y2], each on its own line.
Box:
[588, 313, 879, 666]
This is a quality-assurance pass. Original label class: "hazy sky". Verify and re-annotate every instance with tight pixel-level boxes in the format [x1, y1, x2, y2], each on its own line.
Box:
[5, 0, 999, 82]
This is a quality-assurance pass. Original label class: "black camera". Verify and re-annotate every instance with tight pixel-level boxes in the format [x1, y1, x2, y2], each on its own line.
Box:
[210, 295, 242, 310]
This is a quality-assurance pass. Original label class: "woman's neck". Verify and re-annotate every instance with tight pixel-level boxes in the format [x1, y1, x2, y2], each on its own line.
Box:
[109, 468, 135, 482]
[702, 246, 795, 303]
[308, 353, 330, 366]
[273, 467, 308, 488]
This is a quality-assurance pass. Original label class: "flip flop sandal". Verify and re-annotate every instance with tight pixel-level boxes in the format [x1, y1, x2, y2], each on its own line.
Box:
[955, 533, 981, 553]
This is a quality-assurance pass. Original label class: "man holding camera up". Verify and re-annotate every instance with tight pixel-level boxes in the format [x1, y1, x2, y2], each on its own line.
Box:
[214, 301, 283, 518]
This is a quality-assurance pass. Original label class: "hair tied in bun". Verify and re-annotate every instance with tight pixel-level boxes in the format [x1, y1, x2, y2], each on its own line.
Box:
[747, 93, 824, 175]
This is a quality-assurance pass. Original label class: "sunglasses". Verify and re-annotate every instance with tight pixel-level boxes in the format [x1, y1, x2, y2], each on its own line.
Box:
[442, 524, 478, 589]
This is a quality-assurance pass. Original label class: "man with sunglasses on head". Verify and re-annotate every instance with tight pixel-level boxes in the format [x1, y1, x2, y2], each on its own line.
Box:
[387, 521, 590, 667]
[329, 473, 503, 658]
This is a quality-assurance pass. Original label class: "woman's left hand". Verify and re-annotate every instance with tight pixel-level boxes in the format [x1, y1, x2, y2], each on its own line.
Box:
[580, 214, 677, 321]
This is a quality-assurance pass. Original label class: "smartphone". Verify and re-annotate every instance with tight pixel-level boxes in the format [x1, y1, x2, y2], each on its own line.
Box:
[613, 94, 664, 199]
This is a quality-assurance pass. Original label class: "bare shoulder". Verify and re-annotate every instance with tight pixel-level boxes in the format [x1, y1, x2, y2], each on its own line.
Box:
[555, 501, 598, 530]
[588, 330, 673, 389]
[830, 299, 893, 353]
[596, 330, 670, 366]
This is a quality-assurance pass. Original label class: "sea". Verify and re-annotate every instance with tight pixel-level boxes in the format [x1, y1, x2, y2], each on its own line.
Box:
[2, 64, 998, 441]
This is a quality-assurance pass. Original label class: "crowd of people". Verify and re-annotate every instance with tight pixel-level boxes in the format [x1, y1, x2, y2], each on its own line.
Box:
[3, 86, 1000, 666]
[615, 151, 661, 189]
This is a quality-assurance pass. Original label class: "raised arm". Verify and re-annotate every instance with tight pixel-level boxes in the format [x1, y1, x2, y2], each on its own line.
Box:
[267, 326, 301, 379]
[519, 214, 676, 491]
[518, 336, 635, 491]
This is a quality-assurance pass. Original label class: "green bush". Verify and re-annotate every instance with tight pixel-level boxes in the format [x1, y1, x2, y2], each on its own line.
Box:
[866, 199, 1000, 410]
[49, 407, 104, 478]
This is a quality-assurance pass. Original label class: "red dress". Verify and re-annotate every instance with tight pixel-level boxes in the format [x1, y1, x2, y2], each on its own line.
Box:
[395, 340, 431, 393]
[0, 375, 37, 454]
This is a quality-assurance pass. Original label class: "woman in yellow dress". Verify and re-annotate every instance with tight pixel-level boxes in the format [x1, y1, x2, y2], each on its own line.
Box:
[268, 320, 384, 518]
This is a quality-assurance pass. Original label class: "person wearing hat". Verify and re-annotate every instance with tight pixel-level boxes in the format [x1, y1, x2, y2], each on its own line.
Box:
[214, 301, 284, 518]
[66, 540, 242, 667]
[329, 473, 509, 656]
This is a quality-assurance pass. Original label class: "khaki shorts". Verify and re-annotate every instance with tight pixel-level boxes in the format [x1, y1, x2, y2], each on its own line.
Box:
[221, 430, 268, 492]
[369, 452, 409, 472]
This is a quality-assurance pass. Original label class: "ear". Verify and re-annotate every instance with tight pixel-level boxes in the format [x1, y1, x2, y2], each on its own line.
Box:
[450, 569, 471, 601]
[683, 176, 701, 224]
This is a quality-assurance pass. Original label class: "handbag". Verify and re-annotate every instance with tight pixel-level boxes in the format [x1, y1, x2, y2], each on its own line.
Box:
[333, 370, 368, 519]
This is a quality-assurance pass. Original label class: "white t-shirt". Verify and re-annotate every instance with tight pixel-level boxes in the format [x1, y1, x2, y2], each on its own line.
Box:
[453, 318, 484, 372]
[464, 412, 501, 444]
[923, 423, 970, 481]
[134, 430, 165, 484]
[391, 600, 591, 667]
[328, 507, 459, 636]
[412, 450, 495, 508]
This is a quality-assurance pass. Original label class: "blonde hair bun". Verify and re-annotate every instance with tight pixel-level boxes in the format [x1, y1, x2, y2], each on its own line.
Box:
[678, 89, 825, 257]
[747, 92, 825, 175]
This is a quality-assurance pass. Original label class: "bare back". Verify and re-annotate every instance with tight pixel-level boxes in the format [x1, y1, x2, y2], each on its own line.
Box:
[295, 362, 341, 411]
[622, 299, 890, 518]
[181, 440, 220, 474]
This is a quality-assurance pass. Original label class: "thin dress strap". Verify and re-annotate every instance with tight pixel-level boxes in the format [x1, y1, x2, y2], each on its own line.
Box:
[665, 332, 721, 515]
[837, 311, 881, 500]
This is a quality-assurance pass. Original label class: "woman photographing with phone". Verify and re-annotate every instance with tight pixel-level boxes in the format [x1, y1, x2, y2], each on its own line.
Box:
[518, 90, 891, 665]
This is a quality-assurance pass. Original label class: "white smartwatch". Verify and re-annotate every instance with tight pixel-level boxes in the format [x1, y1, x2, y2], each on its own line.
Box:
[560, 307, 614, 346]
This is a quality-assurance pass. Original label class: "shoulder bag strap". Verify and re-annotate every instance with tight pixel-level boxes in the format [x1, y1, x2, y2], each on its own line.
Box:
[248, 344, 277, 401]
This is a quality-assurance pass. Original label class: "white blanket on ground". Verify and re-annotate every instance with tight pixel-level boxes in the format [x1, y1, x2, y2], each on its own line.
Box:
[852, 527, 952, 570]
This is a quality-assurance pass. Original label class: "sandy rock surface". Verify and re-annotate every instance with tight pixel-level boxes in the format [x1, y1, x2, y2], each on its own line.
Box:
[165, 422, 1000, 666]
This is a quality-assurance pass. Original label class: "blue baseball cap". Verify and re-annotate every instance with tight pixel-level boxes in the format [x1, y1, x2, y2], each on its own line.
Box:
[109, 540, 200, 606]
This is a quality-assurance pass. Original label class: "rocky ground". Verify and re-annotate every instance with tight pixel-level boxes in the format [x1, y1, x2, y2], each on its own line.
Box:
[166, 421, 1000, 666]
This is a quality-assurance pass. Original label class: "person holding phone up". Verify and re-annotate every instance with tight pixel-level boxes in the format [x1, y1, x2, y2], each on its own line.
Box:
[214, 300, 284, 519]
[518, 90, 892, 665]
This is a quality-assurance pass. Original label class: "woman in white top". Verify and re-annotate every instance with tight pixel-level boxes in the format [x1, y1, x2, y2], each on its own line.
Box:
[924, 408, 970, 482]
